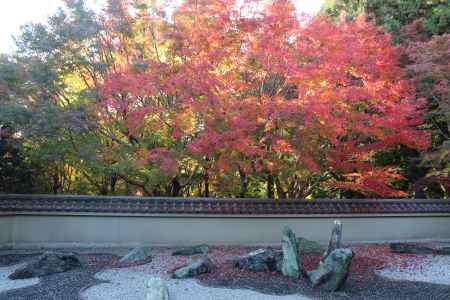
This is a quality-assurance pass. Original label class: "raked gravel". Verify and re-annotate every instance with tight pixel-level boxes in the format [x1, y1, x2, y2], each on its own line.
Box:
[2, 245, 450, 299]
[376, 255, 450, 285]
[82, 268, 312, 300]
[0, 264, 39, 293]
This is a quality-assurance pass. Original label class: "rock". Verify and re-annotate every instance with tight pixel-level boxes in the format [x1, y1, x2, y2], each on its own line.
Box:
[281, 226, 302, 279]
[434, 247, 450, 255]
[322, 220, 342, 262]
[146, 278, 169, 300]
[234, 248, 283, 272]
[308, 248, 353, 292]
[171, 244, 209, 256]
[120, 247, 151, 264]
[390, 243, 450, 255]
[8, 251, 81, 280]
[297, 237, 326, 253]
[172, 257, 213, 279]
[390, 243, 434, 254]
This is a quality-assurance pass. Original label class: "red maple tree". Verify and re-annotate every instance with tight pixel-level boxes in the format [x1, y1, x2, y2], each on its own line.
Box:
[100, 0, 430, 198]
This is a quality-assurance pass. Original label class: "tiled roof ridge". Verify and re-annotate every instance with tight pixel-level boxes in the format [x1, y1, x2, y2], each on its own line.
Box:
[0, 194, 449, 215]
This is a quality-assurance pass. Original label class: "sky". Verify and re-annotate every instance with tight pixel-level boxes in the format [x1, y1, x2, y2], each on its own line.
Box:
[0, 0, 325, 53]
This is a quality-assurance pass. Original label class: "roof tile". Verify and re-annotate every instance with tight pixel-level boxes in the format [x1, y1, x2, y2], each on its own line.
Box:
[0, 195, 449, 216]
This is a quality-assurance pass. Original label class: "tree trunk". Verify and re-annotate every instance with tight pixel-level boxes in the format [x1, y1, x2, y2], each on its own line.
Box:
[267, 174, 274, 199]
[99, 186, 108, 195]
[170, 176, 181, 197]
[276, 176, 286, 199]
[110, 174, 117, 194]
[204, 171, 210, 197]
[238, 167, 248, 198]
[51, 168, 61, 194]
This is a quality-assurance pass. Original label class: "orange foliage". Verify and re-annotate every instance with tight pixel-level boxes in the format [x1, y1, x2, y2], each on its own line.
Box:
[100, 0, 430, 197]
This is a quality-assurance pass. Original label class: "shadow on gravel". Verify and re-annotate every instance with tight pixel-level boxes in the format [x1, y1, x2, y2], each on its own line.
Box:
[0, 253, 119, 300]
[198, 270, 450, 300]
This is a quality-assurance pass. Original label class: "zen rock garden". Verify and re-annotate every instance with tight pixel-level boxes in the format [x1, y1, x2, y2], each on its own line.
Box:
[1, 0, 449, 298]
[167, 220, 352, 292]
[1, 221, 450, 299]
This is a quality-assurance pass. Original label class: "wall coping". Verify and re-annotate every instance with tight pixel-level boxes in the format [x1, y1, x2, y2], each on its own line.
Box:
[0, 194, 449, 217]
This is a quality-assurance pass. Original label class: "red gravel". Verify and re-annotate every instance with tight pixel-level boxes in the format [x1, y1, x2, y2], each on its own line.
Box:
[126, 243, 442, 285]
[175, 243, 446, 288]
[352, 244, 427, 269]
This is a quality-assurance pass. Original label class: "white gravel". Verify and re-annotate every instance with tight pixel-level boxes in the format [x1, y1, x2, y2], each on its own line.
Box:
[0, 264, 39, 293]
[376, 255, 450, 285]
[82, 268, 311, 300]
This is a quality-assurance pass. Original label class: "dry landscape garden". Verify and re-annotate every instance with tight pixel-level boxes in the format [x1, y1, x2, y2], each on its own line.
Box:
[0, 0, 449, 299]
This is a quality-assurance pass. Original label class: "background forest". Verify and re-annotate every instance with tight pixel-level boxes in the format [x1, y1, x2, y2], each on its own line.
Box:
[0, 0, 448, 199]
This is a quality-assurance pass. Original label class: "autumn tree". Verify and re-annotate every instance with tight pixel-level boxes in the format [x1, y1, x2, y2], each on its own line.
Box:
[321, 0, 449, 198]
[3, 0, 433, 198]
[100, 0, 429, 198]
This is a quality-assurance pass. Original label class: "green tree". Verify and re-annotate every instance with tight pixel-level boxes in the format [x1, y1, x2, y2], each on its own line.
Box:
[321, 0, 450, 43]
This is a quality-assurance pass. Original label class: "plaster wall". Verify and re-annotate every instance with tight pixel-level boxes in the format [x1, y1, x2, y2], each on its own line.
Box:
[3, 214, 450, 248]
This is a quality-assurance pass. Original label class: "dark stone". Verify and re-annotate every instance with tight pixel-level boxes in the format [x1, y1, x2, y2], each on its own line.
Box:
[8, 251, 81, 280]
[390, 243, 450, 255]
[234, 249, 283, 272]
[172, 256, 213, 279]
[322, 220, 342, 262]
[308, 248, 353, 292]
[390, 243, 435, 254]
[434, 247, 450, 255]
[297, 237, 326, 253]
[171, 244, 209, 256]
[281, 226, 302, 278]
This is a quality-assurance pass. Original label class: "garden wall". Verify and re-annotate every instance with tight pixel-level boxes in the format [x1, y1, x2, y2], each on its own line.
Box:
[0, 195, 450, 249]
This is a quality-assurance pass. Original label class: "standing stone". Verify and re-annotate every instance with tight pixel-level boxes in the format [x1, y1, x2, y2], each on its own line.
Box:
[322, 220, 342, 262]
[308, 248, 353, 292]
[119, 247, 151, 264]
[9, 251, 81, 280]
[172, 257, 213, 279]
[281, 226, 302, 279]
[146, 278, 169, 300]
